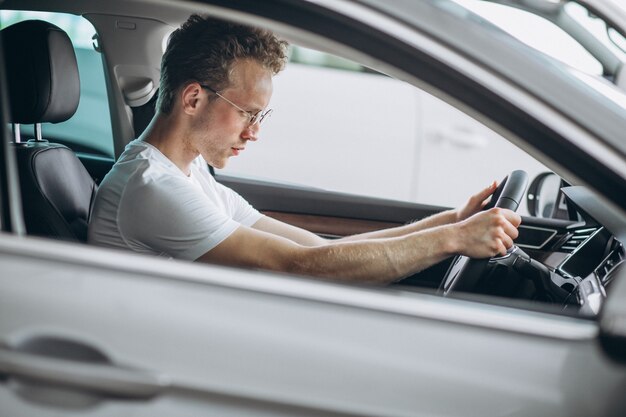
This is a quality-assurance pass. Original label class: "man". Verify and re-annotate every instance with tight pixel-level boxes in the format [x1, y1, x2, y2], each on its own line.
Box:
[89, 15, 521, 285]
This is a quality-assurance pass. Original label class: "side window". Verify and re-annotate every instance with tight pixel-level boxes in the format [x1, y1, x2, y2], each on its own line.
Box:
[219, 47, 550, 216]
[0, 10, 113, 157]
[453, 0, 603, 75]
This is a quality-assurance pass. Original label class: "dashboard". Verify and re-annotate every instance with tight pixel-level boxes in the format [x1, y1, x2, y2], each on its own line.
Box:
[516, 186, 625, 315]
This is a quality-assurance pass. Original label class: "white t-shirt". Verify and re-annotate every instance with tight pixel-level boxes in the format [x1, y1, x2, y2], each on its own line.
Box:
[88, 139, 262, 260]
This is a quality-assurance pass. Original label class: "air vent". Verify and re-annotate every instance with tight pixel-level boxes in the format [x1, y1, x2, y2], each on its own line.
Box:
[595, 243, 625, 284]
[560, 227, 597, 253]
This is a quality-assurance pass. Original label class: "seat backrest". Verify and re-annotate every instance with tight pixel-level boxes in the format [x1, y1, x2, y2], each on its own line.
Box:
[2, 20, 97, 242]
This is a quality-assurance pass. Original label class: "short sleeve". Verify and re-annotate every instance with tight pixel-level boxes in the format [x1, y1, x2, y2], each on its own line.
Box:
[214, 180, 262, 226]
[189, 161, 262, 227]
[118, 175, 240, 260]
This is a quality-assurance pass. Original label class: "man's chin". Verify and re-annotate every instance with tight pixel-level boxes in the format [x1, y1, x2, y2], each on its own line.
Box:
[201, 154, 226, 170]
[211, 159, 227, 170]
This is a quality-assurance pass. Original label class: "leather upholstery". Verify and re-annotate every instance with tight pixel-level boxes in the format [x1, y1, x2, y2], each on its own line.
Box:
[15, 143, 97, 242]
[2, 20, 97, 242]
[2, 20, 80, 124]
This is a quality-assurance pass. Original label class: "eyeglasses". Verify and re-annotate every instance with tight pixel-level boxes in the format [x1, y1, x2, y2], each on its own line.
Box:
[200, 84, 273, 127]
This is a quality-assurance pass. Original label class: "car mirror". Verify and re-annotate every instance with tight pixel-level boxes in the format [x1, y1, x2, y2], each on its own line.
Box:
[526, 172, 562, 218]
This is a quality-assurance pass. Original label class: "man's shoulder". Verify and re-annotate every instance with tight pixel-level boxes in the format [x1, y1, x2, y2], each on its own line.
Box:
[107, 141, 180, 183]
[117, 139, 166, 168]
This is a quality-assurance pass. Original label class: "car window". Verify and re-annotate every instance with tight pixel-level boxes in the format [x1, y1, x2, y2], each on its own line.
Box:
[218, 47, 550, 216]
[563, 2, 626, 63]
[452, 0, 603, 75]
[290, 45, 375, 73]
[0, 10, 113, 157]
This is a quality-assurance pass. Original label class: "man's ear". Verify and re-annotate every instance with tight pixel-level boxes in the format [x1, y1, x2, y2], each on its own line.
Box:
[180, 83, 203, 115]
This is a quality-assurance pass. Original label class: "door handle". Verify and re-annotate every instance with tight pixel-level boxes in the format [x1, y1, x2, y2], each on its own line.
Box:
[0, 347, 170, 399]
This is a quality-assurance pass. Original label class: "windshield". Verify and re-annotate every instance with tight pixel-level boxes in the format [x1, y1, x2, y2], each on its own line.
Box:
[451, 0, 626, 76]
[450, 0, 626, 139]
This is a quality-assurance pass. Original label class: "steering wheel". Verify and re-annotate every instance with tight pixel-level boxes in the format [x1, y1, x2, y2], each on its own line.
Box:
[439, 170, 529, 296]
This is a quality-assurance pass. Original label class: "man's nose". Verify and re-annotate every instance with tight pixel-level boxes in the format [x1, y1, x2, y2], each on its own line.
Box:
[242, 123, 260, 141]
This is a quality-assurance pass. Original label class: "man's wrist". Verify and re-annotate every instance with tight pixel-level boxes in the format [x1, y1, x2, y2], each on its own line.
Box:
[445, 208, 461, 224]
[437, 223, 461, 257]
[452, 208, 462, 223]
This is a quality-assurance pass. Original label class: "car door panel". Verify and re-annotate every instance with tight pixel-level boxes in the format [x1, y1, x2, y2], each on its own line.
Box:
[1, 234, 621, 417]
[263, 210, 399, 238]
[218, 174, 447, 235]
[219, 174, 578, 250]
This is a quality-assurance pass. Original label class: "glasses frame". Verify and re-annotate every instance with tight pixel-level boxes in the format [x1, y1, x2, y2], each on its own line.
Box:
[200, 84, 272, 127]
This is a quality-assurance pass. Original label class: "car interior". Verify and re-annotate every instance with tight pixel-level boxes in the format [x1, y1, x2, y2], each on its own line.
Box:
[0, 2, 624, 322]
[3, 19, 97, 242]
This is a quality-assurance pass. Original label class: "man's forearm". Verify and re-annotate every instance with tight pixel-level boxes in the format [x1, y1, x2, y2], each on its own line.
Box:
[336, 209, 458, 243]
[202, 207, 520, 285]
[290, 224, 458, 284]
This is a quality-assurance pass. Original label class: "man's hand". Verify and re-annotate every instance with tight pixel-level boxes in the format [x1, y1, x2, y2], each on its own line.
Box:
[454, 207, 522, 258]
[455, 181, 498, 222]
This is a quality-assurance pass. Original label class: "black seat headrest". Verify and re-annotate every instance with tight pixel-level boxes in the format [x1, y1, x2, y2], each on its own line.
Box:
[1, 20, 80, 124]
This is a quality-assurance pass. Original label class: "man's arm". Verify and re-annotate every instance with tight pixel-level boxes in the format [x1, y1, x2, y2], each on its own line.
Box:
[251, 209, 458, 246]
[251, 215, 328, 246]
[196, 207, 521, 284]
[251, 182, 498, 245]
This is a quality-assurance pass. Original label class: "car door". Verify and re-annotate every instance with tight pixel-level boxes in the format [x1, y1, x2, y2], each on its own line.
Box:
[2, 233, 625, 417]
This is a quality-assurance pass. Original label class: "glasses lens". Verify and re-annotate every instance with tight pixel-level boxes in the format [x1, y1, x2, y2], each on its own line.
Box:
[248, 109, 272, 126]
[258, 109, 273, 125]
[249, 113, 259, 126]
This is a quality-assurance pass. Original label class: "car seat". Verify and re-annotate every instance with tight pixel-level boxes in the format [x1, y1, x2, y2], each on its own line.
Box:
[2, 20, 97, 242]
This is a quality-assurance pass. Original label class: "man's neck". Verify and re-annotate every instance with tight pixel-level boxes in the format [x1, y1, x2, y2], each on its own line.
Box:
[141, 112, 198, 176]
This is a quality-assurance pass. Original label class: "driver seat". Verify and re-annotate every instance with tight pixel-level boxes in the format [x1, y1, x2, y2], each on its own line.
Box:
[2, 20, 97, 242]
